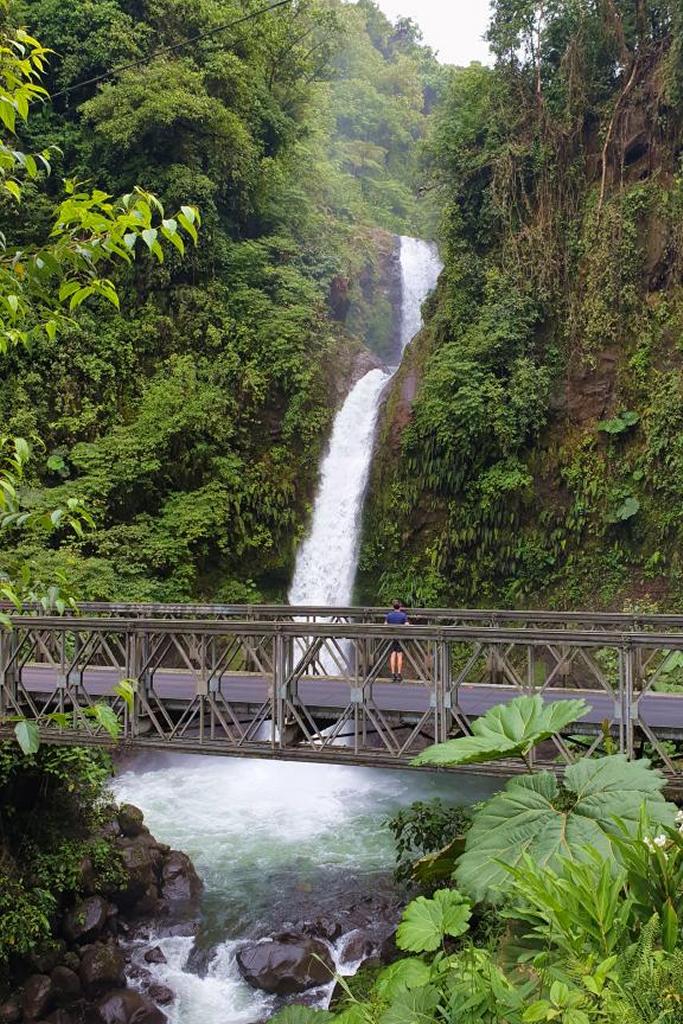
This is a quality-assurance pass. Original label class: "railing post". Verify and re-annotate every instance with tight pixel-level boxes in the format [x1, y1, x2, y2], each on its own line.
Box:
[0, 627, 18, 716]
[617, 640, 635, 758]
[274, 629, 286, 748]
[437, 640, 450, 743]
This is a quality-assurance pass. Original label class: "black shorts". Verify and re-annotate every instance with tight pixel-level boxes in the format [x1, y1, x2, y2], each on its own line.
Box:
[390, 640, 402, 653]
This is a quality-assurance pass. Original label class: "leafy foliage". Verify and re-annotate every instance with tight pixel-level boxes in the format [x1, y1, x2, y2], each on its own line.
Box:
[413, 695, 588, 768]
[0, 0, 442, 603]
[0, 743, 122, 968]
[395, 889, 471, 953]
[455, 755, 675, 901]
[360, 0, 683, 612]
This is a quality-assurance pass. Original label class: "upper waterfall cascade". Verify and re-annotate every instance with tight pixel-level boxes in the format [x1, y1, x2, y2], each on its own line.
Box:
[288, 236, 442, 607]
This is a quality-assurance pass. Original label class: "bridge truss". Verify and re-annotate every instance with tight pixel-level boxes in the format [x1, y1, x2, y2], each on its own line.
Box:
[2, 609, 683, 776]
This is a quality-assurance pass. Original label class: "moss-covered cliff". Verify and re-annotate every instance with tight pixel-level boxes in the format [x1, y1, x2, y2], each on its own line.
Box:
[360, 4, 683, 611]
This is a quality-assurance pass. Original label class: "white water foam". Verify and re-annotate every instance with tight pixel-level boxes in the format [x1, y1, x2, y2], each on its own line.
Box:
[288, 367, 391, 608]
[113, 755, 498, 1024]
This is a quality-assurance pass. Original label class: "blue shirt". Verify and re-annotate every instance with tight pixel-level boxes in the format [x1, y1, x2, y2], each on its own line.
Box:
[386, 610, 408, 625]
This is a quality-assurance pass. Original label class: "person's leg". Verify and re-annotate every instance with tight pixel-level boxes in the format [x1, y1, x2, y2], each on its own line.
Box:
[389, 651, 397, 678]
[396, 651, 404, 681]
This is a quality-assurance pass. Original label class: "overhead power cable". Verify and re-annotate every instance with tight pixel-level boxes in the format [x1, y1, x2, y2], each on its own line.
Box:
[51, 0, 294, 99]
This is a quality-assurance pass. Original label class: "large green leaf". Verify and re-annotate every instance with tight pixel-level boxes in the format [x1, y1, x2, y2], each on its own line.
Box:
[455, 755, 676, 902]
[412, 694, 588, 767]
[396, 889, 471, 952]
[412, 837, 465, 885]
[378, 985, 440, 1024]
[14, 719, 40, 755]
[269, 1008, 333, 1024]
[374, 958, 431, 999]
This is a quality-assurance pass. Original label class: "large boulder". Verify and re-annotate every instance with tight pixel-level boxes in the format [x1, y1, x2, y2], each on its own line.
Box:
[95, 990, 166, 1024]
[116, 806, 146, 838]
[79, 944, 126, 998]
[22, 975, 54, 1021]
[63, 896, 109, 944]
[111, 841, 161, 910]
[159, 851, 202, 906]
[236, 934, 335, 995]
[0, 995, 21, 1023]
[50, 966, 81, 1007]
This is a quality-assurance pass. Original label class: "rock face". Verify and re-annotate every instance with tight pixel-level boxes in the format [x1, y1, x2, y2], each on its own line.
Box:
[80, 943, 126, 997]
[21, 976, 53, 1021]
[63, 896, 110, 944]
[7, 804, 198, 1024]
[236, 933, 335, 995]
[95, 989, 167, 1024]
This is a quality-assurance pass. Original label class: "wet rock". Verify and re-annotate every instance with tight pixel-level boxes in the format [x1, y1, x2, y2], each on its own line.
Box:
[29, 942, 66, 975]
[46, 1010, 82, 1024]
[236, 934, 335, 995]
[126, 965, 151, 987]
[117, 805, 146, 839]
[112, 843, 160, 910]
[50, 966, 81, 1007]
[79, 944, 126, 998]
[184, 942, 216, 978]
[159, 851, 202, 905]
[63, 896, 109, 944]
[62, 953, 81, 973]
[340, 932, 375, 966]
[0, 994, 21, 1023]
[95, 990, 166, 1024]
[22, 975, 54, 1021]
[132, 885, 161, 918]
[147, 986, 173, 1007]
[143, 948, 166, 965]
[301, 918, 343, 942]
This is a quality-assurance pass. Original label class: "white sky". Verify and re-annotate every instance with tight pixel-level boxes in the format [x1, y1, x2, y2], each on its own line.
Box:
[375, 0, 492, 66]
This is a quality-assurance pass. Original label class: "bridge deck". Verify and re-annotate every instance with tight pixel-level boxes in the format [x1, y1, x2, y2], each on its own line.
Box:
[22, 665, 683, 734]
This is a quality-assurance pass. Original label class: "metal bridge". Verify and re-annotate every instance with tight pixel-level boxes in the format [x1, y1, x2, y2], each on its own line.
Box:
[3, 601, 683, 779]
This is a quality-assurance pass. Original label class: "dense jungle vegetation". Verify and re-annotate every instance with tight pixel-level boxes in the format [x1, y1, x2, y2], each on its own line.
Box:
[0, 0, 441, 603]
[361, 0, 683, 611]
[270, 696, 683, 1024]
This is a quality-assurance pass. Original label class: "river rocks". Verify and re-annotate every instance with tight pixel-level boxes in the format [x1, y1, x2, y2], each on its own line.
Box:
[94, 990, 166, 1024]
[80, 945, 126, 998]
[236, 934, 335, 995]
[0, 995, 21, 1024]
[159, 852, 202, 906]
[301, 918, 343, 942]
[142, 949, 166, 966]
[4, 805, 203, 1024]
[63, 897, 110, 945]
[116, 806, 146, 839]
[50, 968, 81, 1007]
[146, 987, 173, 1008]
[22, 976, 54, 1021]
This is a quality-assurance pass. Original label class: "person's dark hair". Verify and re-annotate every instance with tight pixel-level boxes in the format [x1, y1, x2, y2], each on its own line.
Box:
[392, 600, 401, 610]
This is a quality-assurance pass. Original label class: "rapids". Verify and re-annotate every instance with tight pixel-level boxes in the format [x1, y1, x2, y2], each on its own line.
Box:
[113, 755, 498, 1024]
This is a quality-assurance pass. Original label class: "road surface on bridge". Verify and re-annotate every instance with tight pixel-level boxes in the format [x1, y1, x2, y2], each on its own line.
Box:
[19, 665, 683, 733]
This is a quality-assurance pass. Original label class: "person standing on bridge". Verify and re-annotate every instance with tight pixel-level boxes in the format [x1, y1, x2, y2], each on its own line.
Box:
[386, 600, 408, 682]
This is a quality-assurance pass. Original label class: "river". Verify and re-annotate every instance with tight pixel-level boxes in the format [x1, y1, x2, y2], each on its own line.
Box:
[113, 755, 499, 1023]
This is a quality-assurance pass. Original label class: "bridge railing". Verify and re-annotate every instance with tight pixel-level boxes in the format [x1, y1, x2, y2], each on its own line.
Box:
[5, 600, 683, 631]
[2, 614, 683, 773]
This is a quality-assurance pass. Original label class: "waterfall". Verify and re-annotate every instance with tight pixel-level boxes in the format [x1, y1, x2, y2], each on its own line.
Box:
[288, 236, 442, 608]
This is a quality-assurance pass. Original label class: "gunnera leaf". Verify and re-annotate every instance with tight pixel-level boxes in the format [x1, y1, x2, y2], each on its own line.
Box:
[455, 755, 676, 902]
[396, 889, 471, 952]
[412, 694, 588, 768]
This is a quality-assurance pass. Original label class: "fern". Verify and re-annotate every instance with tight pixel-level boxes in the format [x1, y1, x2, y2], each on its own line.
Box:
[604, 918, 683, 1023]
